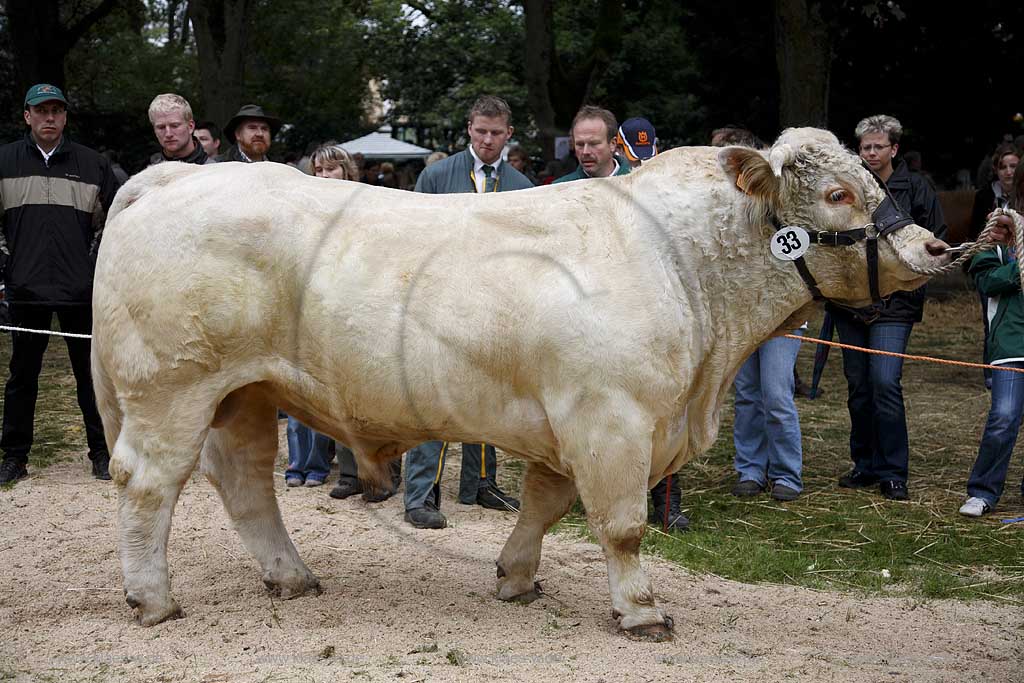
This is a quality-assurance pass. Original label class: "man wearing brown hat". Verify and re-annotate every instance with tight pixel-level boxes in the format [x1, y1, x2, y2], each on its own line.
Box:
[0, 84, 122, 485]
[222, 104, 281, 163]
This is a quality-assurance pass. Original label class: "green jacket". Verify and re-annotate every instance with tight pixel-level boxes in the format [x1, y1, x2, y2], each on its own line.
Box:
[414, 148, 532, 194]
[552, 157, 631, 184]
[969, 246, 1024, 364]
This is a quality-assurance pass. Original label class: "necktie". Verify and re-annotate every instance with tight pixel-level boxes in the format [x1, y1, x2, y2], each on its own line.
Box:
[481, 164, 496, 193]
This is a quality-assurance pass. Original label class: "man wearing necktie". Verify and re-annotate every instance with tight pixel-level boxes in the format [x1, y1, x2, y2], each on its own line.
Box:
[403, 95, 533, 529]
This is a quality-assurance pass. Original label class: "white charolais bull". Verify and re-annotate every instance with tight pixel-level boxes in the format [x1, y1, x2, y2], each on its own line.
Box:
[92, 128, 948, 639]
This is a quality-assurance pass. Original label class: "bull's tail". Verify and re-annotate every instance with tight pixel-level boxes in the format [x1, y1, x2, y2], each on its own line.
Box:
[90, 349, 122, 456]
[107, 162, 205, 223]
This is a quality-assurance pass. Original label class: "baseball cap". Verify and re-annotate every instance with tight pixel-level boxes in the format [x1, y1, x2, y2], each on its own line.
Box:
[616, 117, 657, 162]
[24, 84, 68, 108]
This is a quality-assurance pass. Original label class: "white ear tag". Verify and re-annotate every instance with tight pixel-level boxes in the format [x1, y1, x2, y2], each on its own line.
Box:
[770, 226, 810, 261]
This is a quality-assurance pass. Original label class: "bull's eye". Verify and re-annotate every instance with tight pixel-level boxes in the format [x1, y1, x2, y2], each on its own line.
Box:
[827, 189, 850, 204]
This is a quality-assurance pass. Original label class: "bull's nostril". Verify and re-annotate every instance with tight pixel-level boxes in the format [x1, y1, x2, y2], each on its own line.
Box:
[925, 239, 950, 257]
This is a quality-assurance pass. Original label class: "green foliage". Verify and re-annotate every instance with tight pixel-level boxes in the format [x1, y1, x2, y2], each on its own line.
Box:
[245, 0, 376, 153]
[371, 0, 528, 151]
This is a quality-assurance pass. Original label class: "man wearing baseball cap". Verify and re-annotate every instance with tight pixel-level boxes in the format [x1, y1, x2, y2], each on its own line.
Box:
[0, 84, 122, 485]
[616, 117, 658, 169]
[221, 104, 282, 163]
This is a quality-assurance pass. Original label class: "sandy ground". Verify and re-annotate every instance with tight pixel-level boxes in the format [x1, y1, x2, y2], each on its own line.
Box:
[1, 445, 1021, 683]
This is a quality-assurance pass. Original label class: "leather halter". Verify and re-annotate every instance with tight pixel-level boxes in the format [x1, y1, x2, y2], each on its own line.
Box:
[779, 164, 916, 306]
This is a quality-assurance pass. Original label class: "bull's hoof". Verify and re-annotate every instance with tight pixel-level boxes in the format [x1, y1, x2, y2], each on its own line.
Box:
[126, 593, 183, 627]
[624, 615, 674, 642]
[262, 567, 321, 600]
[497, 579, 542, 604]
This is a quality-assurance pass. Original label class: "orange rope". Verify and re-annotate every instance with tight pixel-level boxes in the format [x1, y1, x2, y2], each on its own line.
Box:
[784, 334, 1024, 375]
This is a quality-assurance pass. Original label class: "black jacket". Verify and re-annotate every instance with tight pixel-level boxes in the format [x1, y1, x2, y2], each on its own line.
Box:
[148, 136, 213, 166]
[827, 160, 947, 324]
[0, 133, 121, 305]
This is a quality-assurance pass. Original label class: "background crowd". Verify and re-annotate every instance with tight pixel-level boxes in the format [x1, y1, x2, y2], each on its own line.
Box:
[1, 79, 1022, 532]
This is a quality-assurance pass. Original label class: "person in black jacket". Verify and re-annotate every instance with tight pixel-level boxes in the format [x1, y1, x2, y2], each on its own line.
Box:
[147, 93, 215, 166]
[830, 114, 947, 501]
[0, 84, 122, 485]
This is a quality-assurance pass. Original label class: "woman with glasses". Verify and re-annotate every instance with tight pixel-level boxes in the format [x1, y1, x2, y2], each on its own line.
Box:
[830, 115, 947, 502]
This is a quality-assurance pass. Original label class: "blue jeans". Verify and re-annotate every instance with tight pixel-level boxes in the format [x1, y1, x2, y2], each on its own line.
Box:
[967, 362, 1024, 507]
[733, 332, 804, 491]
[403, 441, 498, 510]
[833, 317, 912, 483]
[285, 417, 333, 483]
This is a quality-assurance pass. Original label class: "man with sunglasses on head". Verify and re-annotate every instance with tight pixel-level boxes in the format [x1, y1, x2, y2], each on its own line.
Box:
[830, 114, 946, 501]
[0, 84, 122, 485]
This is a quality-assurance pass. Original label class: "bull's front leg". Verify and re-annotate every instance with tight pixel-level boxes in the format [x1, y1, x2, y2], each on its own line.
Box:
[567, 408, 673, 641]
[112, 423, 202, 626]
[496, 462, 577, 603]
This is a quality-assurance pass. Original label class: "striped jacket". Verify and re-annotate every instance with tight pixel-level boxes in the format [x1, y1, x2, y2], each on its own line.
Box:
[0, 134, 121, 304]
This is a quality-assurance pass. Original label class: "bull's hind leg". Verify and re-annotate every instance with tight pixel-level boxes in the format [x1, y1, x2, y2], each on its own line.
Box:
[496, 462, 577, 603]
[113, 406, 210, 626]
[565, 406, 672, 641]
[200, 385, 321, 600]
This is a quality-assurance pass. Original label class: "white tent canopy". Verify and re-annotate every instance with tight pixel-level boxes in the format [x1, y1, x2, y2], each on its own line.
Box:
[338, 126, 433, 160]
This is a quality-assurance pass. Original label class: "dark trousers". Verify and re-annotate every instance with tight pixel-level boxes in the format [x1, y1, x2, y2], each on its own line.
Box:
[833, 315, 913, 483]
[0, 304, 107, 464]
[403, 440, 497, 510]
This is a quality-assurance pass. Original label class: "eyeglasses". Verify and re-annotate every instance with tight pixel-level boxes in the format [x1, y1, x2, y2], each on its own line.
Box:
[859, 144, 892, 153]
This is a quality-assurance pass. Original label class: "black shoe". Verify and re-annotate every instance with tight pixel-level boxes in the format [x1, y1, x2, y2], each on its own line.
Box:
[879, 480, 909, 501]
[650, 511, 690, 532]
[731, 479, 766, 497]
[328, 477, 363, 500]
[404, 502, 447, 529]
[838, 470, 878, 489]
[771, 483, 800, 502]
[0, 459, 28, 485]
[362, 486, 396, 503]
[91, 453, 111, 481]
[476, 485, 520, 511]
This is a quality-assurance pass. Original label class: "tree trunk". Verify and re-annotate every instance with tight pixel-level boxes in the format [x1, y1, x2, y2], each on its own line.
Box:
[188, 0, 253, 129]
[7, 0, 121, 96]
[774, 0, 831, 128]
[523, 0, 624, 161]
[523, 0, 559, 160]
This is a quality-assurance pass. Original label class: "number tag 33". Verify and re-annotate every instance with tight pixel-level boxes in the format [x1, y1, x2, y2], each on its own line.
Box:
[770, 226, 810, 261]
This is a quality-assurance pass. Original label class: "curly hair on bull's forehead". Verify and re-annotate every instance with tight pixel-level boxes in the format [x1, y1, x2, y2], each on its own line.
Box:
[777, 141, 885, 223]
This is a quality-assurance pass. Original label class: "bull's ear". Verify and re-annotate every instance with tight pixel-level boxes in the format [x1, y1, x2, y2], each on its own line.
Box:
[718, 146, 779, 203]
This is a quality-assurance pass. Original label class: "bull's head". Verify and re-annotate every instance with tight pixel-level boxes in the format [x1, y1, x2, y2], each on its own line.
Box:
[718, 127, 949, 308]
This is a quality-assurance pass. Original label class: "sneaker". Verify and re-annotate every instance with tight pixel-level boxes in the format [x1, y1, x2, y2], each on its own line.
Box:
[329, 477, 363, 500]
[771, 483, 800, 502]
[476, 485, 520, 512]
[879, 480, 909, 501]
[304, 478, 325, 487]
[838, 470, 878, 489]
[0, 459, 28, 485]
[285, 476, 304, 487]
[91, 453, 112, 481]
[404, 502, 447, 529]
[731, 479, 765, 497]
[958, 496, 991, 517]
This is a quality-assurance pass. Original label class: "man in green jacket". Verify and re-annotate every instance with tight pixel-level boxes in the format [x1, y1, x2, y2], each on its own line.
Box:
[553, 106, 631, 183]
[402, 95, 532, 529]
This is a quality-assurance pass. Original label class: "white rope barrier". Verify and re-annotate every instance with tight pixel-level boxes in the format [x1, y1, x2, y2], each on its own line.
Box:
[0, 324, 93, 339]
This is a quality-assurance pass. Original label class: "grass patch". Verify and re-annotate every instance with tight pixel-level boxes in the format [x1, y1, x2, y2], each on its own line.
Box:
[555, 280, 1024, 603]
